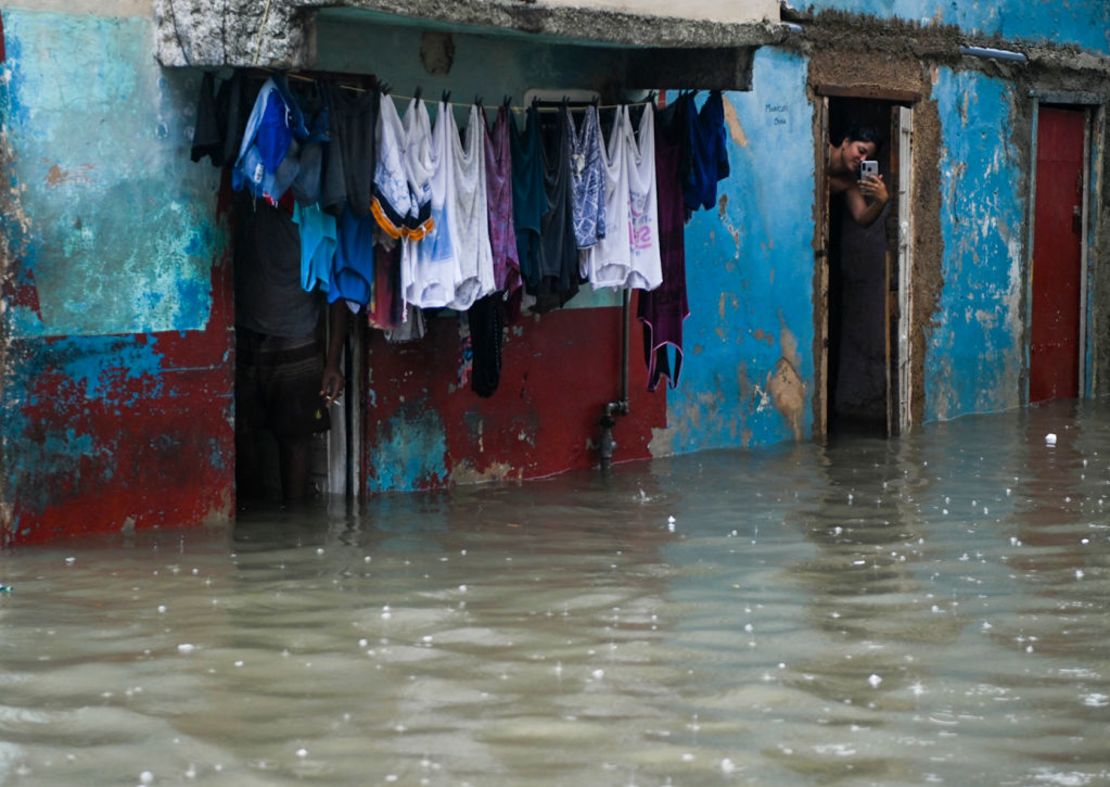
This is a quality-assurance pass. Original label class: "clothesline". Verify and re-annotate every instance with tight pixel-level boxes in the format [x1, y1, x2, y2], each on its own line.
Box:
[280, 70, 653, 113]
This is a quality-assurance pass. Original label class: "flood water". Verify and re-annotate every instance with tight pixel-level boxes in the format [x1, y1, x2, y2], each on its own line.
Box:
[2, 401, 1110, 786]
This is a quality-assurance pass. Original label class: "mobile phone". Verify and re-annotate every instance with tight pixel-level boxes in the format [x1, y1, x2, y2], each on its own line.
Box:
[860, 160, 879, 180]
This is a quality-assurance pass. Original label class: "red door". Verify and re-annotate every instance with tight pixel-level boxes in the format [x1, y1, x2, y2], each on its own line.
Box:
[1031, 106, 1085, 402]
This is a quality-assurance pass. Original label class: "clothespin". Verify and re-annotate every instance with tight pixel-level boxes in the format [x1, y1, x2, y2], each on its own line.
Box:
[503, 95, 512, 108]
[442, 89, 451, 104]
[414, 85, 422, 102]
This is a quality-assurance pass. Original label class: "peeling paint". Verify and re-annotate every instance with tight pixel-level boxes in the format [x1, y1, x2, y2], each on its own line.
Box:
[665, 48, 815, 457]
[925, 68, 1024, 421]
[722, 97, 748, 147]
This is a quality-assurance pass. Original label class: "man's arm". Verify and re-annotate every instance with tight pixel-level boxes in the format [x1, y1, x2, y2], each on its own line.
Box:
[844, 174, 889, 228]
[321, 301, 347, 406]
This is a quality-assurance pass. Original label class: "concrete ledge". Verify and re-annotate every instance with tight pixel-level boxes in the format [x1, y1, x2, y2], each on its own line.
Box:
[154, 0, 782, 68]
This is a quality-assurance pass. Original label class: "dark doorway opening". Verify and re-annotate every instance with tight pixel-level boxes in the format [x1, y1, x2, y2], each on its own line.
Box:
[826, 97, 895, 438]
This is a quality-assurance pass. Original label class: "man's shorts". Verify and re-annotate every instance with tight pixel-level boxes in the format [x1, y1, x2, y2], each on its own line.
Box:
[236, 328, 330, 439]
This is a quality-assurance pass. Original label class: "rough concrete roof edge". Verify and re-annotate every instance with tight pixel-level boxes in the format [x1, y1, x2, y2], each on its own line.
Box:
[791, 7, 1110, 75]
[154, 0, 787, 68]
[315, 0, 784, 48]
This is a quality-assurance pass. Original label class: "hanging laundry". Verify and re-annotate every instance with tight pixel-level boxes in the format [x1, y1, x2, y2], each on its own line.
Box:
[624, 102, 662, 291]
[321, 81, 379, 217]
[402, 99, 461, 309]
[402, 97, 436, 239]
[567, 104, 606, 249]
[190, 72, 222, 165]
[293, 202, 337, 293]
[582, 104, 632, 289]
[447, 103, 495, 311]
[485, 104, 521, 293]
[370, 93, 414, 240]
[290, 96, 330, 206]
[534, 102, 580, 311]
[468, 293, 504, 398]
[510, 102, 546, 296]
[638, 98, 690, 391]
[683, 90, 730, 217]
[191, 70, 250, 168]
[232, 75, 309, 205]
[367, 242, 403, 331]
[328, 204, 375, 308]
[385, 303, 426, 343]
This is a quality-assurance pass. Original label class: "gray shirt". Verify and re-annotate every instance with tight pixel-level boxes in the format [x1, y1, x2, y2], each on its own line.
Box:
[234, 197, 321, 338]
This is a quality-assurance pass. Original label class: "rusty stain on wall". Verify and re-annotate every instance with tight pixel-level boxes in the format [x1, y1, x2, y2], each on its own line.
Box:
[766, 322, 805, 441]
[722, 97, 748, 147]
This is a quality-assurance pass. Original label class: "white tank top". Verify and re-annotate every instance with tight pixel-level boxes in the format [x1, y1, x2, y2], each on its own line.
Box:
[447, 104, 495, 311]
[402, 100, 461, 309]
[624, 103, 662, 291]
[582, 105, 632, 289]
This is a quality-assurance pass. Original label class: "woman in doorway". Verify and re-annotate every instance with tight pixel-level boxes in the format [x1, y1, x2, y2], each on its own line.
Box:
[827, 126, 889, 227]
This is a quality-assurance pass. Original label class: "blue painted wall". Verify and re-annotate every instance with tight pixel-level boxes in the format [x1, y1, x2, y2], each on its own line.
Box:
[924, 68, 1025, 422]
[1, 8, 233, 544]
[659, 48, 815, 455]
[801, 0, 1110, 55]
[1, 10, 220, 338]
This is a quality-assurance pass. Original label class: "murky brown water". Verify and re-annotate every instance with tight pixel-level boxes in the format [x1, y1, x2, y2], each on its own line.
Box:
[2, 401, 1110, 786]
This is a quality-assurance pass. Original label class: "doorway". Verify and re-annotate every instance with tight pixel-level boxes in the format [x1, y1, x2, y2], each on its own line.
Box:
[817, 95, 912, 439]
[1030, 104, 1088, 403]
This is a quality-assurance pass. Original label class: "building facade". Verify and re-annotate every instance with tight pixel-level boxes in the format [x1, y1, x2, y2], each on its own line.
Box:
[1, 0, 1108, 544]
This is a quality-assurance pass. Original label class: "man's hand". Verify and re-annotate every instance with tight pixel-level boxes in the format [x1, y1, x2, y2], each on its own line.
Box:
[321, 365, 345, 407]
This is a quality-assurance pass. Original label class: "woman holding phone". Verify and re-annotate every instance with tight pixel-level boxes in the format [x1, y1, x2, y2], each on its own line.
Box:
[827, 126, 889, 228]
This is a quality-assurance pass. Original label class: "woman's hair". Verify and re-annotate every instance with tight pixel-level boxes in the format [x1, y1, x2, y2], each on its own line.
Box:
[837, 125, 883, 151]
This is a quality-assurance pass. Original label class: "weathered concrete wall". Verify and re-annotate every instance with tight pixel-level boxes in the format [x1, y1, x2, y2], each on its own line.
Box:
[924, 68, 1026, 421]
[541, 0, 778, 23]
[656, 49, 816, 454]
[0, 8, 233, 545]
[798, 0, 1110, 55]
[153, 0, 782, 69]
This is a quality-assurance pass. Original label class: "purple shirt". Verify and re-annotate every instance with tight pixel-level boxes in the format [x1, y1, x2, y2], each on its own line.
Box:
[485, 106, 521, 292]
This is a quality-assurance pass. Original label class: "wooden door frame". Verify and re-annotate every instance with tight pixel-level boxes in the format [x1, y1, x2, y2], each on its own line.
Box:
[813, 94, 830, 439]
[1025, 94, 1106, 403]
[812, 88, 916, 439]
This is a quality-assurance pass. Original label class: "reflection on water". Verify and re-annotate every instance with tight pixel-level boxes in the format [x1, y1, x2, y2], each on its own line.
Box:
[2, 401, 1109, 786]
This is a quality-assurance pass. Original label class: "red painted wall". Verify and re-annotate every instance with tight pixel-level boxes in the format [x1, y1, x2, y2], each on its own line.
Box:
[2, 258, 235, 547]
[363, 295, 667, 492]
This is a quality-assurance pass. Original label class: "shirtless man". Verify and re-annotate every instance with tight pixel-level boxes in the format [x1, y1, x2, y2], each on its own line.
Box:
[827, 126, 889, 228]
